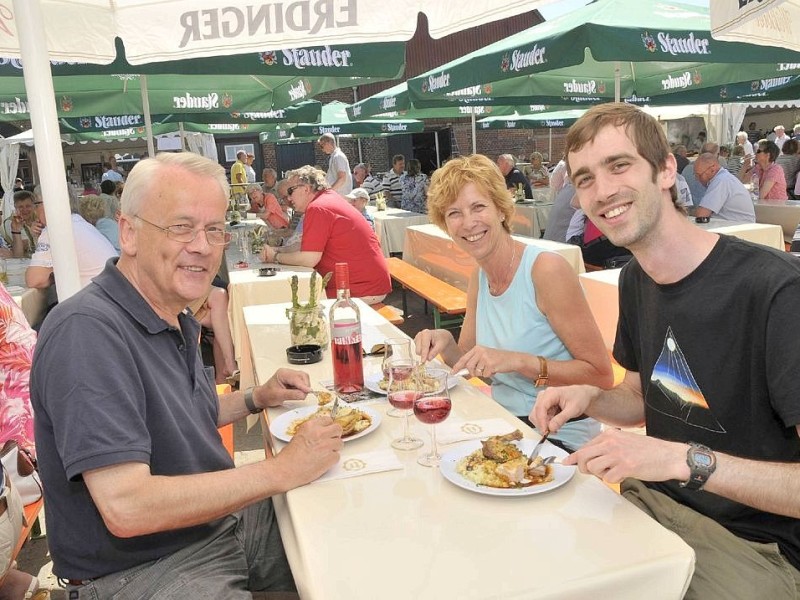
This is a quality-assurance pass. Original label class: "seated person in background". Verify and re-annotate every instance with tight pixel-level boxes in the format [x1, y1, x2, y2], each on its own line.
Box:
[736, 130, 754, 158]
[381, 154, 405, 208]
[727, 144, 745, 175]
[675, 173, 693, 208]
[399, 159, 429, 213]
[548, 154, 569, 201]
[3, 190, 40, 256]
[496, 154, 532, 199]
[693, 153, 755, 222]
[188, 283, 237, 384]
[414, 154, 612, 451]
[277, 181, 303, 253]
[31, 152, 343, 597]
[750, 139, 788, 203]
[99, 179, 117, 213]
[353, 163, 383, 199]
[26, 185, 118, 290]
[345, 188, 374, 229]
[542, 182, 577, 242]
[776, 139, 800, 198]
[0, 282, 45, 599]
[100, 161, 122, 183]
[79, 194, 120, 251]
[672, 145, 689, 174]
[261, 166, 390, 304]
[528, 152, 550, 188]
[246, 184, 290, 229]
[567, 209, 632, 268]
[262, 168, 278, 196]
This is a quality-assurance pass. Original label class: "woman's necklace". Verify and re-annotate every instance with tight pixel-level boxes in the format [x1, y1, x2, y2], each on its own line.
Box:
[488, 239, 518, 295]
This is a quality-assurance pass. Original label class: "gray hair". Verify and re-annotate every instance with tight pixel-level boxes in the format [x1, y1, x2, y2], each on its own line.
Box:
[121, 152, 229, 217]
[286, 165, 329, 192]
[317, 132, 336, 146]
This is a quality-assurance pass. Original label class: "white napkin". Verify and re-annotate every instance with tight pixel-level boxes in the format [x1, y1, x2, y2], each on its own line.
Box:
[436, 418, 517, 445]
[313, 449, 403, 483]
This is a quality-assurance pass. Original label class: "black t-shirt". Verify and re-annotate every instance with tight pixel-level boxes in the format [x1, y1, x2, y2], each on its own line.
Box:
[615, 235, 800, 568]
[504, 168, 533, 199]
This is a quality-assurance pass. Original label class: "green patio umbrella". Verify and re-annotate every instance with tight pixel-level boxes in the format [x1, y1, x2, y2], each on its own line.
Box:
[477, 109, 587, 130]
[290, 101, 423, 138]
[406, 0, 800, 105]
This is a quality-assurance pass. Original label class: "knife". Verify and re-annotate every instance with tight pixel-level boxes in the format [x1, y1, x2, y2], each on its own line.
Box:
[329, 393, 341, 421]
[528, 429, 550, 463]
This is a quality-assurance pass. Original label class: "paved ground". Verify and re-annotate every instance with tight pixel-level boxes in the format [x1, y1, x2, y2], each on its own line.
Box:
[17, 280, 452, 598]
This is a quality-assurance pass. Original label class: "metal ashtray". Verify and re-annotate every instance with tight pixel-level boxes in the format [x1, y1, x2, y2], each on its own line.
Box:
[286, 344, 323, 365]
[259, 267, 279, 277]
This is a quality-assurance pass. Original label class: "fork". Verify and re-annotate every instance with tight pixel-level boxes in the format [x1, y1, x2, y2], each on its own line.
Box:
[329, 393, 341, 421]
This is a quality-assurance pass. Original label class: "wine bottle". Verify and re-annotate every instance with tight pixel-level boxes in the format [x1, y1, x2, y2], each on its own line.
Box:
[329, 263, 364, 394]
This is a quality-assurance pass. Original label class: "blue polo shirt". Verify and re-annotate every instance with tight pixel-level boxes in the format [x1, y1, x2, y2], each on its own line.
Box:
[31, 259, 234, 580]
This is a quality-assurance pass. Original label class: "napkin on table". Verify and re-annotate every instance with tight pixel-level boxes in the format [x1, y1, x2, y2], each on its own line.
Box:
[436, 418, 517, 445]
[313, 449, 403, 483]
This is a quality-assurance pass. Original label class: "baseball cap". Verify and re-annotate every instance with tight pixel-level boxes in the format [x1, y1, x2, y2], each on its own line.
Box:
[345, 188, 370, 201]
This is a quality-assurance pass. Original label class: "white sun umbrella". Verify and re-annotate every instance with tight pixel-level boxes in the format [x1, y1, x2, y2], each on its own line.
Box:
[7, 0, 557, 301]
[711, 1, 800, 52]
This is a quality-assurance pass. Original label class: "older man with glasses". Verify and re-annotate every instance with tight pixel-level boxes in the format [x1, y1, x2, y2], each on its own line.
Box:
[693, 153, 755, 223]
[30, 152, 343, 598]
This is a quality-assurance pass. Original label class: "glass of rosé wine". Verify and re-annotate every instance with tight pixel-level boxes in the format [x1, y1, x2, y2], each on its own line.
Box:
[387, 358, 424, 451]
[382, 338, 415, 417]
[413, 367, 452, 467]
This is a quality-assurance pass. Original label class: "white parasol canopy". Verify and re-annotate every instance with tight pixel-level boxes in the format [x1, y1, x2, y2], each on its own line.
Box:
[710, 0, 800, 52]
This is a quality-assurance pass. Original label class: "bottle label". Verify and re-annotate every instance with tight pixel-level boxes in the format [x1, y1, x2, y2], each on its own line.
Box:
[332, 322, 361, 345]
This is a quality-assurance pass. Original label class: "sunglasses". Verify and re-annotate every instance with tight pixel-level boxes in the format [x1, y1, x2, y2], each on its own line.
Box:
[287, 184, 305, 196]
[755, 149, 767, 154]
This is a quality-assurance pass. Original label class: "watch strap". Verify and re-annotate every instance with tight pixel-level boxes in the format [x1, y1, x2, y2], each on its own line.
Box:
[534, 355, 549, 387]
[680, 442, 716, 490]
[244, 387, 263, 414]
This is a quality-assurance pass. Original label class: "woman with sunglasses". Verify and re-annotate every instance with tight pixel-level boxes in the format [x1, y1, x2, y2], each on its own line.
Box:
[741, 140, 787, 203]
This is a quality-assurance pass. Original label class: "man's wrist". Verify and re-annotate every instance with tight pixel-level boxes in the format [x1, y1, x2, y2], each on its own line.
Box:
[274, 251, 281, 265]
[244, 387, 263, 414]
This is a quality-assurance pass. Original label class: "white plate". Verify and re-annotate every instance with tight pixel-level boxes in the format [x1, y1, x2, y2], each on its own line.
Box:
[269, 405, 381, 443]
[363, 372, 459, 395]
[440, 439, 575, 497]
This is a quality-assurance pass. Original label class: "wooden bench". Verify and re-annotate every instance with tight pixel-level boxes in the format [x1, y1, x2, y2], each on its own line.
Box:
[370, 302, 404, 326]
[12, 498, 44, 561]
[386, 257, 467, 329]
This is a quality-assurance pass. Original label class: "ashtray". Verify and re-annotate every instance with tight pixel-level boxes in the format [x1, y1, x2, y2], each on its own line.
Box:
[286, 344, 323, 365]
[695, 216, 710, 224]
[259, 267, 279, 277]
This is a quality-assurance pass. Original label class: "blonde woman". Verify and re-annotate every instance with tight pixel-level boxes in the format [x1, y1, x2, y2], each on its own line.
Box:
[414, 154, 612, 450]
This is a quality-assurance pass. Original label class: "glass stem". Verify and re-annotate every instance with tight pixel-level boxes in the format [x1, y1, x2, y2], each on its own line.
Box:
[403, 413, 411, 441]
[430, 425, 438, 458]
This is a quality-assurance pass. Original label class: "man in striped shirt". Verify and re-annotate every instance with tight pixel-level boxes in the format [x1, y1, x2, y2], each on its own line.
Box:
[382, 154, 405, 208]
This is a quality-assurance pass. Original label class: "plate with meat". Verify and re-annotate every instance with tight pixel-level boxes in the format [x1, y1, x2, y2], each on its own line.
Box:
[440, 431, 575, 496]
[269, 405, 381, 443]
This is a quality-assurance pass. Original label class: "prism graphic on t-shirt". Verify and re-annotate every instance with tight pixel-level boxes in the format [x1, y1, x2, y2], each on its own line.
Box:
[647, 326, 726, 433]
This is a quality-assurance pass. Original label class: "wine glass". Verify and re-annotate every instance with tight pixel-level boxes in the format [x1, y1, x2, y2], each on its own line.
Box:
[413, 367, 452, 467]
[382, 338, 414, 417]
[387, 358, 424, 451]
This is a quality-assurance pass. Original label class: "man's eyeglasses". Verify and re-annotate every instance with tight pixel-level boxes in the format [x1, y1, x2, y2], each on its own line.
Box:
[755, 149, 766, 154]
[287, 184, 305, 196]
[695, 165, 716, 179]
[33, 201, 43, 206]
[135, 215, 231, 245]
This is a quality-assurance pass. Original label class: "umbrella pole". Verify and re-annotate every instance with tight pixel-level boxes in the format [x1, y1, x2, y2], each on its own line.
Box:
[179, 122, 187, 151]
[435, 130, 441, 167]
[357, 139, 363, 164]
[615, 62, 621, 103]
[471, 112, 477, 154]
[13, 0, 81, 300]
[548, 128, 552, 163]
[140, 75, 156, 158]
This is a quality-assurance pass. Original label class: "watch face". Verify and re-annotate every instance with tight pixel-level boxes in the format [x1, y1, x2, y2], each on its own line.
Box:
[693, 452, 713, 468]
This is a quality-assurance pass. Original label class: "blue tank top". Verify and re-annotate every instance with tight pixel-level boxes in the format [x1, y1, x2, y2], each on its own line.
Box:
[477, 245, 600, 449]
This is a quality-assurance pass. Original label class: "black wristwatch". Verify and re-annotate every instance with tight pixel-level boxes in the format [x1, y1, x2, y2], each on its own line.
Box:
[680, 442, 716, 490]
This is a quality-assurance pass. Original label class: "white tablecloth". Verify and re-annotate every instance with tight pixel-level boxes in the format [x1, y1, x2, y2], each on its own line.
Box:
[511, 201, 554, 238]
[753, 202, 800, 243]
[367, 206, 430, 256]
[402, 223, 585, 292]
[692, 217, 784, 251]
[244, 300, 695, 600]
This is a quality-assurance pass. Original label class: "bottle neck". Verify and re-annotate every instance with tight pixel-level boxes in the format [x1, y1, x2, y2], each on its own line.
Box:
[336, 287, 350, 301]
